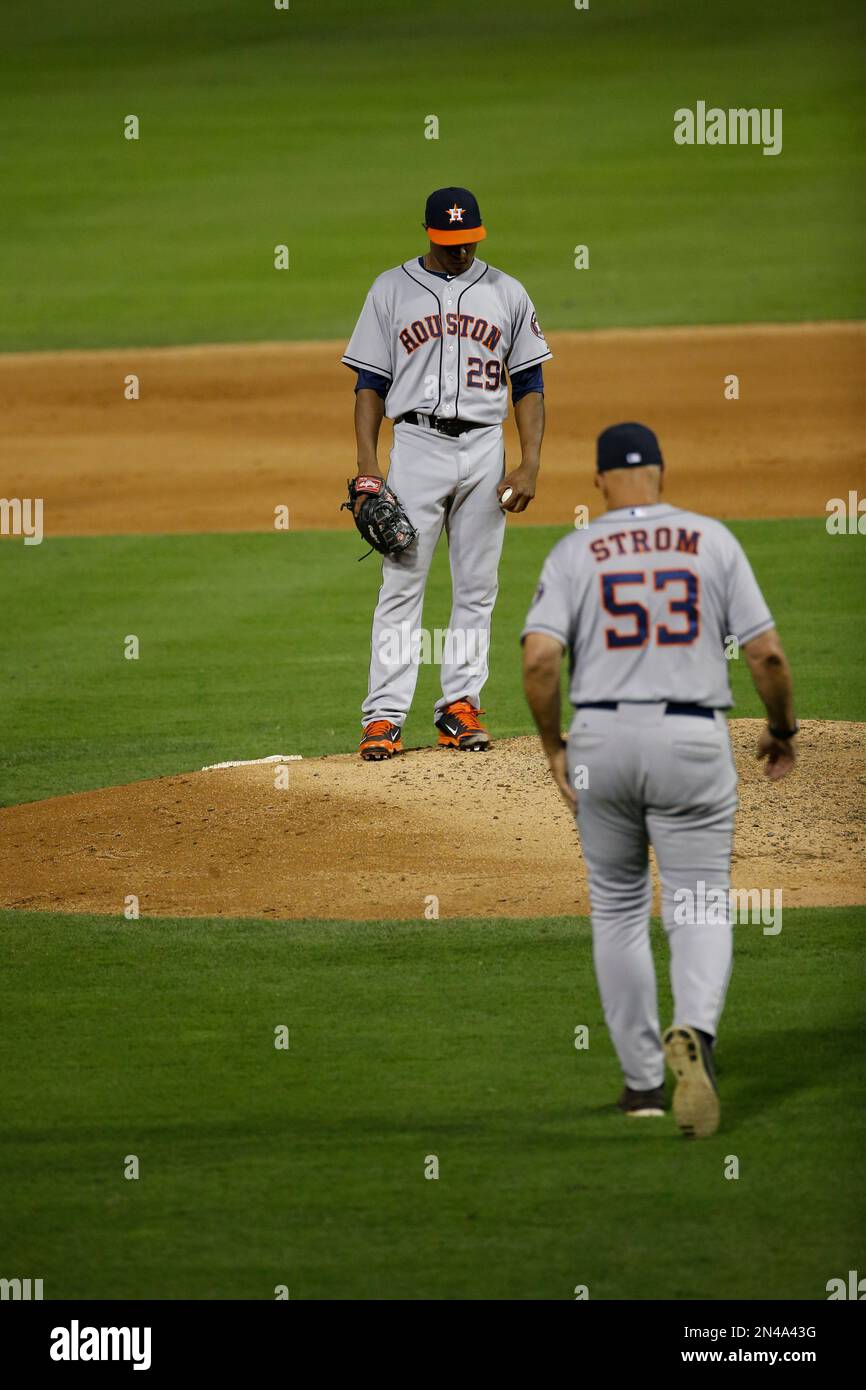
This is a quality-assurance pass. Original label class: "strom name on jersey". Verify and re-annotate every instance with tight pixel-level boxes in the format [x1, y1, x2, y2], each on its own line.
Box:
[588, 523, 701, 561]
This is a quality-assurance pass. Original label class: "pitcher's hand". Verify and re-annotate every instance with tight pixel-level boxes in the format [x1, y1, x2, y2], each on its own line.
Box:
[498, 462, 537, 513]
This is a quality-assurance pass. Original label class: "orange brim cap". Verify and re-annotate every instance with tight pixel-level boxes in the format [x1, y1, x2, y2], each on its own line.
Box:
[428, 225, 487, 245]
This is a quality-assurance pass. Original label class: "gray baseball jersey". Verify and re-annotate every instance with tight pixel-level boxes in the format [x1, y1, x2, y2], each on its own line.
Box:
[341, 258, 552, 423]
[522, 503, 774, 707]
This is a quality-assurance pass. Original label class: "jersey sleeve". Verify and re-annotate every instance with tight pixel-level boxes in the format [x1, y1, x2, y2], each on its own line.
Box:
[353, 368, 390, 399]
[341, 288, 393, 377]
[521, 537, 576, 648]
[505, 287, 553, 374]
[723, 533, 774, 645]
[510, 363, 544, 404]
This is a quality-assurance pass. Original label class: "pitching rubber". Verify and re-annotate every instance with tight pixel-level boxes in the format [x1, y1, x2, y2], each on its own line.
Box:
[663, 1025, 720, 1139]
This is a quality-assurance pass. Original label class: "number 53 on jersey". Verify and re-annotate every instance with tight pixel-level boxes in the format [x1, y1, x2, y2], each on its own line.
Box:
[601, 569, 700, 649]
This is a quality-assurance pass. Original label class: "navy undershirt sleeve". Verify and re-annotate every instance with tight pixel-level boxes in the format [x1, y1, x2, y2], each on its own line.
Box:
[510, 364, 544, 404]
[353, 368, 391, 399]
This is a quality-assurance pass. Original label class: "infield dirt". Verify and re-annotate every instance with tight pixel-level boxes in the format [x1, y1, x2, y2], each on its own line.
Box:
[1, 321, 863, 536]
[1, 722, 863, 920]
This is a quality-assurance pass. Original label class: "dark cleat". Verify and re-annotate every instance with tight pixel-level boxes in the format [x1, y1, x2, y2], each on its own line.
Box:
[617, 1084, 667, 1118]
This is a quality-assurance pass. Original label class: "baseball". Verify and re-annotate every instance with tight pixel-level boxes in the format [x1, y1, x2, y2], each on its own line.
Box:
[500, 487, 513, 505]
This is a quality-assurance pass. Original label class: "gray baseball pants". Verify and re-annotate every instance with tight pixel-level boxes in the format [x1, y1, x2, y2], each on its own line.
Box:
[362, 419, 506, 726]
[567, 702, 739, 1091]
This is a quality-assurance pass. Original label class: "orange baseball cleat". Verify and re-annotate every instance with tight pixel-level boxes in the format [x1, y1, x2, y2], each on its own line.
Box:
[435, 699, 491, 751]
[359, 720, 404, 761]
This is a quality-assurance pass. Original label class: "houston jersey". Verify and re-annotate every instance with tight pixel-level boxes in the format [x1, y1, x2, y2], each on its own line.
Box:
[522, 503, 774, 708]
[341, 258, 552, 425]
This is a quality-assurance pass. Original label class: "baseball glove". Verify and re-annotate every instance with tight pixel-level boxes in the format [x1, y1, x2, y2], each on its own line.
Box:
[342, 475, 418, 559]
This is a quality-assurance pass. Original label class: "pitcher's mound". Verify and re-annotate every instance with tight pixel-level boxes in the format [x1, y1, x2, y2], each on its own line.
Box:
[1, 721, 863, 920]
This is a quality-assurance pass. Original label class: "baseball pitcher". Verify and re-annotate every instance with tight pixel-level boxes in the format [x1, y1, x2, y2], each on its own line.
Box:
[522, 423, 798, 1138]
[342, 186, 552, 759]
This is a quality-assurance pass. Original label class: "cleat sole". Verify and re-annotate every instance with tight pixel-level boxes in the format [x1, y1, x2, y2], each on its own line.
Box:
[663, 1026, 720, 1139]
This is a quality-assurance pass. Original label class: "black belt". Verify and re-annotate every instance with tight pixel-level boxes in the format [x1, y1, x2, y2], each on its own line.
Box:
[577, 701, 716, 720]
[396, 411, 489, 437]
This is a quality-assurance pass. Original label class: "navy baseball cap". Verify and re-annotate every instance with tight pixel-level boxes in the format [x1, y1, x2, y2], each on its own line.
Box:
[424, 187, 486, 245]
[597, 422, 664, 473]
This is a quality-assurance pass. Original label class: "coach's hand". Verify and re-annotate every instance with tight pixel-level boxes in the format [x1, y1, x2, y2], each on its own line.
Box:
[498, 461, 538, 514]
[548, 740, 577, 812]
[756, 727, 796, 781]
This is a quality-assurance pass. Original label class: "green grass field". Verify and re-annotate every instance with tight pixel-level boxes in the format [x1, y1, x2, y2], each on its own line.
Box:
[0, 0, 863, 349]
[2, 0, 863, 1303]
[1, 519, 863, 807]
[0, 907, 862, 1300]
